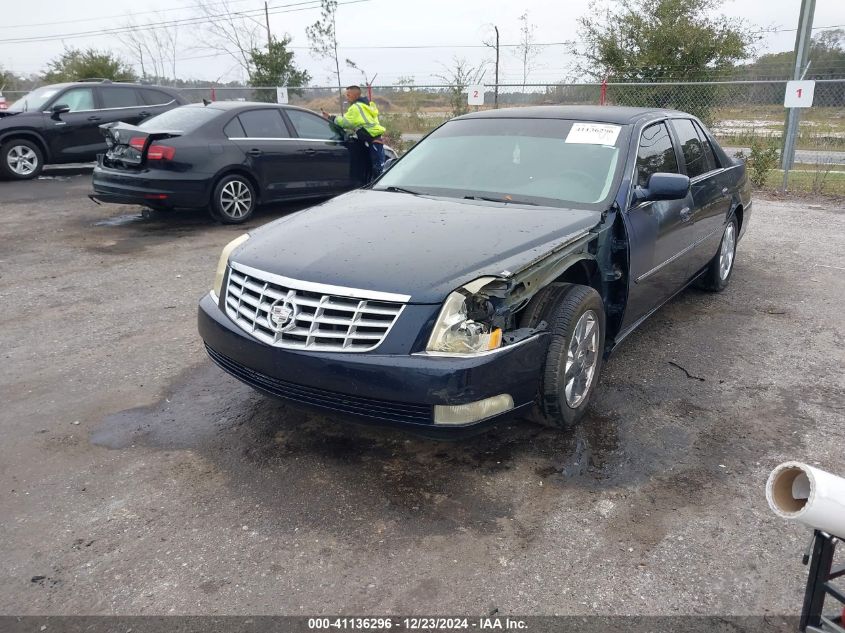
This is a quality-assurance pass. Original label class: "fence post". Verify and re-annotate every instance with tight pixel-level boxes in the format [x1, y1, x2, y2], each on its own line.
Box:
[600, 77, 607, 106]
[781, 0, 816, 191]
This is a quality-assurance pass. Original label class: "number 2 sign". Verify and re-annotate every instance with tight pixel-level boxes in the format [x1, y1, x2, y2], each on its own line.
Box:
[467, 85, 485, 106]
[784, 80, 815, 108]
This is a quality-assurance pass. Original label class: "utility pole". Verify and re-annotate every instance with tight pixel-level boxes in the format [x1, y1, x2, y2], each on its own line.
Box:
[781, 0, 816, 190]
[494, 25, 500, 109]
[138, 44, 146, 79]
[264, 1, 272, 49]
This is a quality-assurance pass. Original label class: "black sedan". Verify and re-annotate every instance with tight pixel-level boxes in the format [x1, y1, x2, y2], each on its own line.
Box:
[198, 106, 751, 434]
[0, 80, 185, 180]
[91, 102, 394, 223]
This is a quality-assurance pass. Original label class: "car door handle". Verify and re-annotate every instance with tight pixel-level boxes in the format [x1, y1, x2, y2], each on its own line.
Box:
[139, 111, 151, 118]
[680, 207, 692, 222]
[87, 115, 102, 122]
[304, 148, 317, 155]
[246, 148, 263, 156]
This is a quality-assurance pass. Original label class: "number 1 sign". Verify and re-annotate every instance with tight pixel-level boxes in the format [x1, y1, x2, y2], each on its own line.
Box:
[467, 85, 485, 106]
[784, 80, 815, 108]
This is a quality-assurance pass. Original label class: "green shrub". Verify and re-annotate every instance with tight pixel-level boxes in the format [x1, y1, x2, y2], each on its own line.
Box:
[736, 140, 780, 188]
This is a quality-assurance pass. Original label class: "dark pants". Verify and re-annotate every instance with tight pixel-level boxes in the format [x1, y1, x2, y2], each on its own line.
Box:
[368, 141, 385, 181]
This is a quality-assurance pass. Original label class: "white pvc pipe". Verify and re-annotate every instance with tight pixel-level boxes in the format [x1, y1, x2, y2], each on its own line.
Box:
[766, 462, 845, 539]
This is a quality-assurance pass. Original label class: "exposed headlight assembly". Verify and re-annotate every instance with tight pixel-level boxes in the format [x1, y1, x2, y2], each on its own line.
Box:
[426, 277, 504, 354]
[212, 233, 250, 297]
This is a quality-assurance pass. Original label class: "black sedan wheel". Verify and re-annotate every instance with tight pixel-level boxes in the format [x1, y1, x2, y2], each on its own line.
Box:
[1, 139, 44, 180]
[521, 284, 606, 428]
[211, 175, 256, 224]
[699, 216, 738, 292]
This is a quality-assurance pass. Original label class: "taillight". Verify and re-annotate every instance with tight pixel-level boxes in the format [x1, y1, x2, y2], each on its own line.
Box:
[129, 136, 146, 150]
[147, 145, 176, 161]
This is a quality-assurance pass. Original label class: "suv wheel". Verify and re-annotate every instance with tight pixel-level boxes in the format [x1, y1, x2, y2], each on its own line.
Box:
[1, 139, 44, 180]
[210, 175, 256, 224]
[521, 284, 606, 428]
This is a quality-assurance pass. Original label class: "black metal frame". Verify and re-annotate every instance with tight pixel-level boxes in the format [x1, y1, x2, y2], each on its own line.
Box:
[801, 530, 845, 632]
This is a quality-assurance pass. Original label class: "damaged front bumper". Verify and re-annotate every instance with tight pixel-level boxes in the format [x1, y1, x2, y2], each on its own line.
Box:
[197, 292, 548, 434]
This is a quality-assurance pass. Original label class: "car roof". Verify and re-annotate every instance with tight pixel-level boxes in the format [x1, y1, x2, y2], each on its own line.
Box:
[36, 81, 180, 92]
[456, 105, 685, 124]
[189, 101, 312, 112]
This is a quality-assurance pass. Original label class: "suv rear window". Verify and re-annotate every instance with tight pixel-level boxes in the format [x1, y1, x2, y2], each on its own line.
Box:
[101, 87, 142, 108]
[140, 88, 174, 106]
[139, 106, 221, 132]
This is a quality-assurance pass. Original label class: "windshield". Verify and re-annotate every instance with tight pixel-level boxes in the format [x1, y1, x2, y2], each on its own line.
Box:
[139, 106, 221, 133]
[374, 117, 629, 209]
[8, 86, 63, 113]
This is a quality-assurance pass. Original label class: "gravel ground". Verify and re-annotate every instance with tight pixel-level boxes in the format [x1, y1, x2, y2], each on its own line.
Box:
[0, 174, 843, 616]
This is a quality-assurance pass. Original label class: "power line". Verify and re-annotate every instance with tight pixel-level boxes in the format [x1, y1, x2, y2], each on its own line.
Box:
[0, 0, 255, 30]
[0, 0, 370, 45]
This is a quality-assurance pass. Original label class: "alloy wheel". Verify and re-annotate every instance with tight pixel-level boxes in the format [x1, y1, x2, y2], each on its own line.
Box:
[6, 145, 38, 176]
[719, 222, 736, 281]
[564, 309, 600, 408]
[220, 180, 253, 219]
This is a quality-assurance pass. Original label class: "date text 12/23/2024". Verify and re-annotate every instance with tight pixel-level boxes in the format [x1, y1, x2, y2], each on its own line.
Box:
[307, 617, 528, 630]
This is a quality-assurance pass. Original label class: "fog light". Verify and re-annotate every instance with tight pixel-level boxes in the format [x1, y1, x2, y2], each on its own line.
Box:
[433, 394, 514, 425]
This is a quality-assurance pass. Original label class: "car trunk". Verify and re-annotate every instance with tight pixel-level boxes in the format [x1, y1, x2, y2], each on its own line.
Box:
[99, 122, 182, 170]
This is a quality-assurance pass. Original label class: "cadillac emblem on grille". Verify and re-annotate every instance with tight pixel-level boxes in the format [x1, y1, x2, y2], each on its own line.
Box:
[267, 296, 298, 333]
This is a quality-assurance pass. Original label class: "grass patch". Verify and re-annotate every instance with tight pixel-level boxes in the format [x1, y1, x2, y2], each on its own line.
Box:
[764, 168, 845, 195]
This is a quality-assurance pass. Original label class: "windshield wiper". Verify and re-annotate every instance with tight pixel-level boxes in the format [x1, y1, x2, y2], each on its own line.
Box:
[463, 195, 539, 206]
[382, 185, 423, 196]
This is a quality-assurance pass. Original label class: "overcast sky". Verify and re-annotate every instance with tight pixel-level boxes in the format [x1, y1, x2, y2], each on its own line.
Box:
[1, 0, 843, 85]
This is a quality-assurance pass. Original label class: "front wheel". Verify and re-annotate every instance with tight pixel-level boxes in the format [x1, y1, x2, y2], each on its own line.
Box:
[210, 175, 256, 224]
[522, 284, 606, 428]
[698, 216, 738, 292]
[1, 139, 44, 180]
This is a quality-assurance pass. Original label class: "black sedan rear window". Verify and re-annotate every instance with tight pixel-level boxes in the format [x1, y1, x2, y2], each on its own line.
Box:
[140, 107, 221, 133]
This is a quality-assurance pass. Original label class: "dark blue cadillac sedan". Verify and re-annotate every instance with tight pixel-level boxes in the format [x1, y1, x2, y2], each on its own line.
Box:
[198, 106, 751, 433]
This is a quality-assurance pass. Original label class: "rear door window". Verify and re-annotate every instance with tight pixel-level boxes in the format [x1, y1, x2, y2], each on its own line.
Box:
[692, 121, 719, 171]
[140, 88, 175, 106]
[670, 118, 711, 179]
[238, 109, 289, 138]
[101, 87, 143, 109]
[56, 88, 95, 112]
[224, 117, 246, 138]
[286, 109, 341, 140]
[635, 122, 679, 188]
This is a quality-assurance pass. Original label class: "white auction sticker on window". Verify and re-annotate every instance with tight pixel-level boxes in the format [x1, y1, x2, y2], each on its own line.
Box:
[565, 123, 621, 145]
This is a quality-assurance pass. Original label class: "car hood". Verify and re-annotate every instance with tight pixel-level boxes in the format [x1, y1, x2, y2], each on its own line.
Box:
[233, 189, 601, 303]
[0, 111, 30, 122]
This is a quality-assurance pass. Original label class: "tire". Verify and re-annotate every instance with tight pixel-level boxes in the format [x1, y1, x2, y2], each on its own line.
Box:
[210, 174, 256, 224]
[521, 284, 606, 428]
[1, 139, 44, 180]
[698, 216, 738, 292]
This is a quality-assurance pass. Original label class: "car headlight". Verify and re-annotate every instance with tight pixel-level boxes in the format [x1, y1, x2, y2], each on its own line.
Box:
[212, 233, 250, 297]
[426, 278, 503, 354]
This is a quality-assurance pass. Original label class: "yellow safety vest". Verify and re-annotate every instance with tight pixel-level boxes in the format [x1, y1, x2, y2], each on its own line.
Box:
[334, 99, 386, 138]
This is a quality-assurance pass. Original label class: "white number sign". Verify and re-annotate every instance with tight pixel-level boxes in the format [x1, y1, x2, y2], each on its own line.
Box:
[467, 85, 485, 106]
[784, 80, 815, 108]
[276, 87, 289, 104]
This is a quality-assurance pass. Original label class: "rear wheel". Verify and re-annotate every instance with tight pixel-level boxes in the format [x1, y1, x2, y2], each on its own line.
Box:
[210, 175, 256, 224]
[1, 139, 44, 180]
[698, 216, 738, 292]
[521, 284, 606, 428]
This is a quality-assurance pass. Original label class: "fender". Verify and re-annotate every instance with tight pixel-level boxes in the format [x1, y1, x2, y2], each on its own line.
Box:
[0, 128, 51, 162]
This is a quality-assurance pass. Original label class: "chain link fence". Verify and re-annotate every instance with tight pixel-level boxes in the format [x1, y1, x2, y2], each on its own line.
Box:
[3, 79, 844, 192]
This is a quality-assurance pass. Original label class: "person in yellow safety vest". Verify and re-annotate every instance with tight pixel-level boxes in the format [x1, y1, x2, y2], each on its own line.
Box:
[322, 85, 386, 182]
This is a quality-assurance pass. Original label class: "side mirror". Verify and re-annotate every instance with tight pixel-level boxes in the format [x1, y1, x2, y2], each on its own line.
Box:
[382, 157, 397, 172]
[51, 103, 70, 116]
[634, 172, 690, 203]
